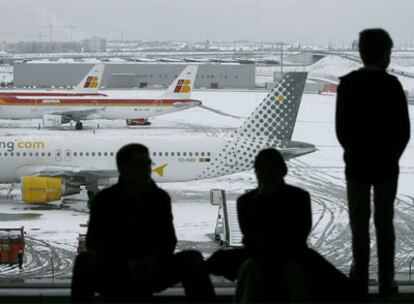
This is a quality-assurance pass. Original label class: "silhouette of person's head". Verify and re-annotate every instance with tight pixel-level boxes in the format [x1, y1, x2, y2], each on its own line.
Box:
[359, 28, 393, 69]
[117, 144, 152, 188]
[254, 148, 287, 192]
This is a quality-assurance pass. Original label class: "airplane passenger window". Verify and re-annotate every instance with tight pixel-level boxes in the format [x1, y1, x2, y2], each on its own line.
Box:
[171, 152, 175, 156]
[35, 152, 39, 157]
[165, 152, 168, 156]
[177, 152, 180, 156]
[48, 152, 51, 157]
[104, 152, 108, 156]
[80, 152, 83, 156]
[183, 152, 187, 156]
[195, 152, 199, 156]
[98, 152, 101, 156]
[85, 152, 89, 156]
[201, 152, 205, 156]
[92, 152, 95, 156]
[74, 152, 77, 156]
[189, 152, 193, 156]
[3, 153, 7, 157]
[16, 152, 20, 157]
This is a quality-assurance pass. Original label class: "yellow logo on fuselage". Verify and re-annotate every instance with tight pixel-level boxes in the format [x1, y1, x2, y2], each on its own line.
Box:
[152, 164, 167, 177]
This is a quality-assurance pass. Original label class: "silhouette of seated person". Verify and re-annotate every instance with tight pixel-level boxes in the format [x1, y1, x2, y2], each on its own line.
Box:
[71, 143, 215, 303]
[207, 148, 357, 302]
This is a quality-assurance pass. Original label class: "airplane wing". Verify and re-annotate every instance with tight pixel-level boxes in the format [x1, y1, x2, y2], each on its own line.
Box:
[16, 165, 118, 182]
[51, 108, 105, 122]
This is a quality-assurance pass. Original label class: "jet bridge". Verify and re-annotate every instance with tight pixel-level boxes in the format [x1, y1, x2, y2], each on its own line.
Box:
[210, 189, 242, 248]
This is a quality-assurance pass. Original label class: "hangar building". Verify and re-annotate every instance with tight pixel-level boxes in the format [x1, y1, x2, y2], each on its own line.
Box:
[13, 63, 255, 89]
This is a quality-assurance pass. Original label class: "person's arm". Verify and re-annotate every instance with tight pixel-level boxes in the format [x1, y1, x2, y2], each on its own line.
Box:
[335, 80, 351, 148]
[287, 190, 312, 250]
[236, 195, 249, 236]
[394, 80, 411, 158]
[300, 191, 312, 243]
[85, 193, 104, 253]
[152, 191, 177, 257]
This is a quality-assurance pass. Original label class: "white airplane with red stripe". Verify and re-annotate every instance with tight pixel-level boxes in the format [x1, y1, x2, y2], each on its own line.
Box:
[0, 65, 201, 130]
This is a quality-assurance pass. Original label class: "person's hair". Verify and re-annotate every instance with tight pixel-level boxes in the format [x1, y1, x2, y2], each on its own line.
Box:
[254, 148, 288, 177]
[359, 28, 393, 66]
[116, 143, 149, 171]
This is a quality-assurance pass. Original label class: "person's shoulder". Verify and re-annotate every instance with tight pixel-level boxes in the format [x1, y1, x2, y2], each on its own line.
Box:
[385, 73, 402, 86]
[284, 184, 310, 199]
[339, 70, 360, 82]
[237, 189, 257, 204]
[90, 184, 120, 210]
[95, 184, 118, 200]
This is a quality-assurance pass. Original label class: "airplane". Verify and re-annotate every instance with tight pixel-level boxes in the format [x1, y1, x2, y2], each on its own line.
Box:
[0, 65, 201, 130]
[0, 72, 316, 204]
[0, 63, 106, 97]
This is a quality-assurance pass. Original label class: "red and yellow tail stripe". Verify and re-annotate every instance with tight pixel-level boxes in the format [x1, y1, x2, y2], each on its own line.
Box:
[174, 79, 192, 93]
[83, 76, 100, 89]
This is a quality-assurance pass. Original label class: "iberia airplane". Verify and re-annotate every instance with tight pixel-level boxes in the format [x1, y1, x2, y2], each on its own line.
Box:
[0, 65, 201, 130]
[0, 72, 315, 204]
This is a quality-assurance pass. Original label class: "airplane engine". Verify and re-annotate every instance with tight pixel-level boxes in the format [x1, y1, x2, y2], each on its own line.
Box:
[42, 114, 62, 128]
[21, 176, 80, 204]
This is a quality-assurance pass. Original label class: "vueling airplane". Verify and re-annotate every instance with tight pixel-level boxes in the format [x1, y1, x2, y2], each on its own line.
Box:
[0, 72, 315, 204]
[0, 65, 201, 130]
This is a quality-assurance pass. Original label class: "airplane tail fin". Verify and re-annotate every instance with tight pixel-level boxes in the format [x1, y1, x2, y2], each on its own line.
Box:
[234, 72, 308, 147]
[161, 65, 198, 99]
[74, 64, 105, 92]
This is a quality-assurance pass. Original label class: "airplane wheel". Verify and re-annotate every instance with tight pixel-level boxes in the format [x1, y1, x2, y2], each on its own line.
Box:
[75, 122, 83, 130]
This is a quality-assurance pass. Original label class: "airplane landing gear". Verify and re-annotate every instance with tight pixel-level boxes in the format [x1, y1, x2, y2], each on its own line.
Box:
[75, 121, 83, 130]
[85, 182, 99, 209]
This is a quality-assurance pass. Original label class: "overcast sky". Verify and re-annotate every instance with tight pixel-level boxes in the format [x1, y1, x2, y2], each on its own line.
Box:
[1, 0, 413, 46]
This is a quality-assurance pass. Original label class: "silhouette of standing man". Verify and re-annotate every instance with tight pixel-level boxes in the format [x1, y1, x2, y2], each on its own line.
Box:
[336, 28, 410, 296]
[71, 143, 215, 303]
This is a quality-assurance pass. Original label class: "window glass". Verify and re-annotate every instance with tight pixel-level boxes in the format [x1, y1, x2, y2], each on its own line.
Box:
[0, 1, 411, 288]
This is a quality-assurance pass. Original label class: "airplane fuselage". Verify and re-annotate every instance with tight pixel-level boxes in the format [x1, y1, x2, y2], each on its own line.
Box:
[0, 136, 227, 183]
[0, 135, 316, 185]
[0, 96, 202, 120]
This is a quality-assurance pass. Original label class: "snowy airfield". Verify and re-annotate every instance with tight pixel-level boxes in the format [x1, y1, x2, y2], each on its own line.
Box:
[0, 58, 414, 283]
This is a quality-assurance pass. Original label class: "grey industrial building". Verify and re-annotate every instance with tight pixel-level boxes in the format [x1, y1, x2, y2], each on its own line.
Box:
[13, 63, 255, 89]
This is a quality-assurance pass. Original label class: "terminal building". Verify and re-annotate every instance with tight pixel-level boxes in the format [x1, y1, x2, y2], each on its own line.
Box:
[13, 62, 255, 89]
